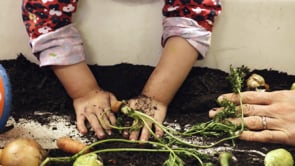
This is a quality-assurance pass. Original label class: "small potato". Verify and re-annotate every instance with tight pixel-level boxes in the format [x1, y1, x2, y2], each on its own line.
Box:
[0, 138, 47, 166]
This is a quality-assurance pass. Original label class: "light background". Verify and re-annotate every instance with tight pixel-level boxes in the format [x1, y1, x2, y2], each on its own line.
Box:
[1, 0, 295, 74]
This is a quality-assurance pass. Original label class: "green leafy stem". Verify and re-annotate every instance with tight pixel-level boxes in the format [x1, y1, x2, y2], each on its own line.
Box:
[40, 139, 209, 166]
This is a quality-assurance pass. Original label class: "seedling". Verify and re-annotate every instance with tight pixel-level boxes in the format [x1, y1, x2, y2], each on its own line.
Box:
[183, 65, 249, 146]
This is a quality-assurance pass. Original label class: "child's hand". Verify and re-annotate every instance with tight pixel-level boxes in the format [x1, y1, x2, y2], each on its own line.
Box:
[73, 89, 117, 139]
[127, 95, 167, 142]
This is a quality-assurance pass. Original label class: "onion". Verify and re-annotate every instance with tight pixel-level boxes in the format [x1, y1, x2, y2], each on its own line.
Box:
[73, 153, 103, 166]
[246, 73, 266, 90]
[0, 138, 47, 166]
[264, 148, 294, 166]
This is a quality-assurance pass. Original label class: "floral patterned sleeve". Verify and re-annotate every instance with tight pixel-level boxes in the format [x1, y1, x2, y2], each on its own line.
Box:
[162, 0, 222, 58]
[22, 0, 85, 66]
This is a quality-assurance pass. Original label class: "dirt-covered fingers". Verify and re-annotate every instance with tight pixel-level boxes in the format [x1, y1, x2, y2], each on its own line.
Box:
[121, 121, 131, 138]
[139, 115, 165, 142]
[83, 105, 115, 138]
[102, 107, 116, 127]
[129, 121, 164, 142]
[128, 95, 167, 141]
[76, 112, 88, 135]
[74, 103, 89, 135]
[84, 106, 106, 138]
[97, 107, 116, 136]
[128, 118, 154, 142]
[239, 130, 294, 146]
[153, 109, 166, 139]
[129, 130, 140, 141]
[129, 120, 141, 141]
[139, 122, 153, 142]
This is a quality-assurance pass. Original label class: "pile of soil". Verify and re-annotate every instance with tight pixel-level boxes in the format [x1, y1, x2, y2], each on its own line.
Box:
[1, 54, 295, 166]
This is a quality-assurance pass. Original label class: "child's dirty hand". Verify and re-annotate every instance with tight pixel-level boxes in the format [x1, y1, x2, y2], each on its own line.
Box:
[127, 95, 167, 142]
[73, 89, 117, 139]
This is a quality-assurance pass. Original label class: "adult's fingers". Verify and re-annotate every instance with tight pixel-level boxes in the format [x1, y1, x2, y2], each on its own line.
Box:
[210, 93, 272, 118]
[218, 91, 273, 105]
[237, 104, 273, 117]
[209, 104, 270, 118]
[229, 116, 279, 131]
[239, 130, 293, 146]
[209, 107, 225, 118]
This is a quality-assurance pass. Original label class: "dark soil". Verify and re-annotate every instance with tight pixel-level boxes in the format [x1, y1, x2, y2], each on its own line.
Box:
[1, 54, 295, 166]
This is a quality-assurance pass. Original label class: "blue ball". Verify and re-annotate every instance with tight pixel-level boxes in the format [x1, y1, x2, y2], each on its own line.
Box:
[0, 64, 12, 133]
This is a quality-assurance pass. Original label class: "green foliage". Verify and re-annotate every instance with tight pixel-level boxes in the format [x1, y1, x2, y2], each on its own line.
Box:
[183, 120, 238, 138]
[214, 99, 240, 122]
[183, 97, 242, 138]
[73, 153, 103, 166]
[219, 152, 233, 166]
[163, 153, 184, 166]
[227, 65, 249, 93]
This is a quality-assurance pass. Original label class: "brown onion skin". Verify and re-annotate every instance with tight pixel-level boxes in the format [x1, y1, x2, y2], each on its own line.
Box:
[0, 138, 47, 166]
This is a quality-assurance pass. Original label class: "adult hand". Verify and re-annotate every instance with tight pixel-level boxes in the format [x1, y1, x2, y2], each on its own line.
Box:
[209, 90, 295, 146]
[73, 89, 117, 139]
[127, 95, 167, 142]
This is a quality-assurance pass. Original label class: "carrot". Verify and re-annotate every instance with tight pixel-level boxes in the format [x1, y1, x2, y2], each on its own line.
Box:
[111, 100, 123, 113]
[56, 136, 88, 154]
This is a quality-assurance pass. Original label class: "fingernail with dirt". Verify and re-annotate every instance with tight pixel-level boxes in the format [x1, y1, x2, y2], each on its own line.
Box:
[210, 108, 218, 112]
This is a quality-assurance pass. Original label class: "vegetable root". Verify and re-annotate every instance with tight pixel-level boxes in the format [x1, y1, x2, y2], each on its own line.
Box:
[56, 136, 88, 154]
[0, 138, 47, 166]
[219, 152, 233, 166]
[111, 100, 124, 113]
